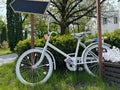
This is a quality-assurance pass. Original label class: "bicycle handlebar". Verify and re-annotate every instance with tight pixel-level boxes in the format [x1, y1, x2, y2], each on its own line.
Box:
[44, 31, 58, 41]
[46, 31, 91, 41]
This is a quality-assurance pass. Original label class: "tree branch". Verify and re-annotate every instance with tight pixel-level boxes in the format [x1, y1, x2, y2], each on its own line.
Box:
[47, 10, 60, 24]
[67, 0, 106, 25]
[22, 14, 28, 23]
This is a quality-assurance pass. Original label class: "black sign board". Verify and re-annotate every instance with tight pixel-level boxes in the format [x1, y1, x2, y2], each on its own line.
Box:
[10, 0, 49, 14]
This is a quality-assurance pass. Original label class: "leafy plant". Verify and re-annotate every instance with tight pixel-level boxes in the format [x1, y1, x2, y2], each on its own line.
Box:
[0, 62, 118, 90]
[15, 35, 77, 70]
[15, 30, 120, 70]
[104, 29, 120, 48]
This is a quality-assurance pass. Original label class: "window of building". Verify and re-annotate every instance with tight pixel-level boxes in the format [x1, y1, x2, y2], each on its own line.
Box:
[103, 18, 107, 24]
[114, 17, 118, 24]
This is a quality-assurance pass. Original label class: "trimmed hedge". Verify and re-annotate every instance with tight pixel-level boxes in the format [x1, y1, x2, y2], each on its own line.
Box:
[15, 35, 79, 69]
[15, 35, 78, 55]
[104, 29, 120, 48]
[15, 29, 120, 69]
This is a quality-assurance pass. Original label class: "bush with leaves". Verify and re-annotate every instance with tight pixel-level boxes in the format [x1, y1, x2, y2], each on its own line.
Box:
[15, 30, 120, 69]
[104, 29, 120, 48]
[15, 37, 46, 55]
[15, 39, 31, 55]
[15, 35, 78, 70]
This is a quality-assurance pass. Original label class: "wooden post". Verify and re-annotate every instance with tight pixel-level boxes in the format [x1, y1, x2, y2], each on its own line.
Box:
[96, 0, 103, 77]
[30, 14, 34, 49]
[30, 14, 35, 67]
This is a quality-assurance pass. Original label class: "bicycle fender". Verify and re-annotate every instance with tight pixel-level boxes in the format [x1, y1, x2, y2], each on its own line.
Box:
[87, 42, 111, 48]
[35, 47, 56, 70]
[102, 42, 111, 48]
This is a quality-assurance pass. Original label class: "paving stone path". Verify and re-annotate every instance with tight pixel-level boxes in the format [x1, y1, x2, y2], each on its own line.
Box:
[0, 53, 18, 66]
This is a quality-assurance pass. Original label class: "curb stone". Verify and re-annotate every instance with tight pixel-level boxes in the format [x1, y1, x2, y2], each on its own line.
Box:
[0, 53, 18, 66]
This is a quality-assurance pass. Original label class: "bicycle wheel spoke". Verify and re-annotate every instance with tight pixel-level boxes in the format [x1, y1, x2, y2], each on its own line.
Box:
[89, 63, 98, 72]
[88, 49, 98, 59]
[34, 53, 41, 63]
[37, 64, 50, 68]
[16, 49, 53, 85]
[84, 43, 110, 76]
[24, 55, 33, 65]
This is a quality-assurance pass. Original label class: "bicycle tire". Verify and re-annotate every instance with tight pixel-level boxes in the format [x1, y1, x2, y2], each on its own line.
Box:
[82, 42, 110, 76]
[16, 49, 53, 86]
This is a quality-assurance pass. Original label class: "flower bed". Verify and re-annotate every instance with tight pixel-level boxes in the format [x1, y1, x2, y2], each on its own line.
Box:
[103, 62, 120, 87]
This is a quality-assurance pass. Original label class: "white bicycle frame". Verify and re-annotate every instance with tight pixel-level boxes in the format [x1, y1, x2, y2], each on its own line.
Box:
[33, 31, 98, 71]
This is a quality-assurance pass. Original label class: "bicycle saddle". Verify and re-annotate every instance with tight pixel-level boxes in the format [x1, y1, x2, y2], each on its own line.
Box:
[71, 32, 85, 38]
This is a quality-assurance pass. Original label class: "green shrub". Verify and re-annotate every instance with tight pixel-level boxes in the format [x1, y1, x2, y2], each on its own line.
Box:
[15, 37, 46, 55]
[15, 35, 78, 70]
[14, 38, 31, 55]
[49, 35, 78, 69]
[83, 29, 120, 48]
[15, 29, 120, 70]
[104, 29, 120, 48]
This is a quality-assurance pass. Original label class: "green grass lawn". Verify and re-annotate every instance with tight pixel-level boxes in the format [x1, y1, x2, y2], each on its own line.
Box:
[0, 48, 12, 55]
[0, 62, 119, 90]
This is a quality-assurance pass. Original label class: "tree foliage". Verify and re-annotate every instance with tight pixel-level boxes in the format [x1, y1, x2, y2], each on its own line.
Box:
[0, 16, 5, 33]
[48, 0, 106, 35]
[1, 26, 7, 43]
[0, 16, 6, 44]
[6, 0, 23, 51]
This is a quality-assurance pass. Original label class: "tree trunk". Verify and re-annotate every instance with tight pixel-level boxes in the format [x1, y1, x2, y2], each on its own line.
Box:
[1, 26, 7, 43]
[60, 24, 67, 35]
[24, 30, 28, 39]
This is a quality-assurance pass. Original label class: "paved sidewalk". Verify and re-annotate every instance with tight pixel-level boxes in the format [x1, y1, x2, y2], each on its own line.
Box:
[0, 53, 18, 66]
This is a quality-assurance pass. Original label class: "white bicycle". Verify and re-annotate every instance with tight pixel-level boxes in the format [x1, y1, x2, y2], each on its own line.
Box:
[16, 31, 110, 86]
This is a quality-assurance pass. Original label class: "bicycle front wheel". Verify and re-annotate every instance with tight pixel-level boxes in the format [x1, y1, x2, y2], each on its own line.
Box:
[16, 49, 53, 86]
[82, 42, 110, 76]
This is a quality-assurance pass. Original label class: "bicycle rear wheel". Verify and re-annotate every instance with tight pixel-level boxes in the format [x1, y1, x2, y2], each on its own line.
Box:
[16, 49, 53, 86]
[83, 43, 110, 76]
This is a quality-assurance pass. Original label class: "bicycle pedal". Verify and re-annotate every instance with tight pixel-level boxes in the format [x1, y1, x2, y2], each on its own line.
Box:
[64, 57, 72, 64]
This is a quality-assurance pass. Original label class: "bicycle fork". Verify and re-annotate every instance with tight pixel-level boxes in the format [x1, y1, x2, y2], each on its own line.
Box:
[32, 46, 47, 69]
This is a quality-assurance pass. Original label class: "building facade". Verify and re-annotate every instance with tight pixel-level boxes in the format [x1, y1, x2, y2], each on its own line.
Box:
[86, 1, 120, 34]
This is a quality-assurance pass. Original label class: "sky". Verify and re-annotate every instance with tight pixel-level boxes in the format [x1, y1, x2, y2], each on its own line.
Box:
[0, 0, 119, 21]
[0, 0, 6, 21]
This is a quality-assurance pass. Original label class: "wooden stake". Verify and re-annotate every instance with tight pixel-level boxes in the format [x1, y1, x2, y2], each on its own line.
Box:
[96, 0, 103, 78]
[30, 14, 34, 49]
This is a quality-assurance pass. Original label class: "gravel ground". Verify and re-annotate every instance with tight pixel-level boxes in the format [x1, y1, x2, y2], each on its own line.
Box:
[0, 53, 18, 66]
